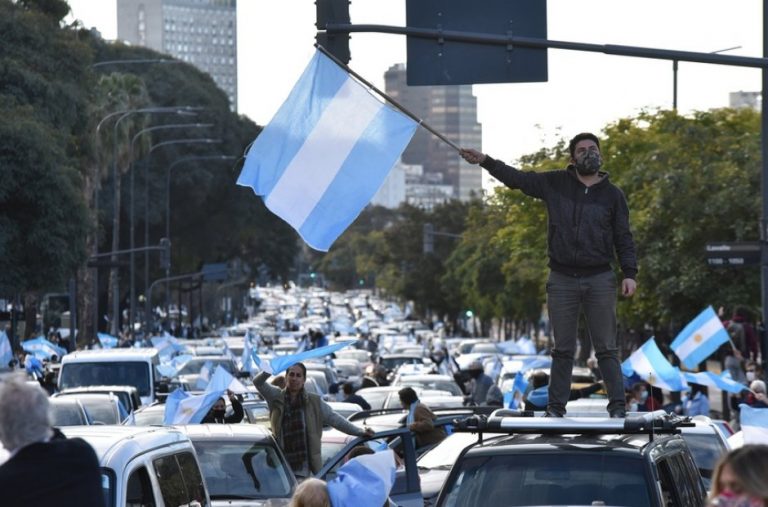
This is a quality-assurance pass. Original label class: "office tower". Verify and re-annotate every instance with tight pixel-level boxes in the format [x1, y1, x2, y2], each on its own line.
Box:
[384, 63, 483, 202]
[117, 0, 238, 111]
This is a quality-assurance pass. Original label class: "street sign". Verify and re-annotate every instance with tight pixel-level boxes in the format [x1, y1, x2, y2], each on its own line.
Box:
[405, 0, 547, 85]
[704, 242, 762, 267]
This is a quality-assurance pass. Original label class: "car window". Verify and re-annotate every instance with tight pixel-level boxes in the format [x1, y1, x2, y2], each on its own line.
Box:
[177, 451, 209, 506]
[59, 362, 151, 397]
[126, 466, 155, 507]
[656, 457, 682, 507]
[680, 432, 726, 489]
[402, 380, 462, 396]
[153, 452, 209, 507]
[50, 403, 87, 426]
[192, 441, 293, 500]
[442, 453, 650, 507]
[177, 359, 234, 376]
[101, 468, 117, 507]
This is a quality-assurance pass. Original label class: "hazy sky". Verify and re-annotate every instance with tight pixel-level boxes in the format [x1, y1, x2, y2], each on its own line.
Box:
[66, 0, 764, 180]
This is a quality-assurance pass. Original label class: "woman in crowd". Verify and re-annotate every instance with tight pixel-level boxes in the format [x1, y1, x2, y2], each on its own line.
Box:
[708, 445, 768, 506]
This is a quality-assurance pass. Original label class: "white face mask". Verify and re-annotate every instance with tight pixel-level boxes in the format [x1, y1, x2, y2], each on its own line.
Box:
[746, 371, 756, 381]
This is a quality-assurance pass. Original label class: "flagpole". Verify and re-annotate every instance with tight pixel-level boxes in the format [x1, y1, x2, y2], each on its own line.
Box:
[315, 44, 461, 153]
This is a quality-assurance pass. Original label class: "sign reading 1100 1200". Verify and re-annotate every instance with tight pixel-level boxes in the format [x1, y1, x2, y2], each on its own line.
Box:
[705, 242, 762, 267]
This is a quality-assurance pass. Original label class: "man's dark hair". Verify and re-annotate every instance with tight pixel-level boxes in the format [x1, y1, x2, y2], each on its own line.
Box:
[343, 382, 354, 395]
[531, 371, 550, 389]
[289, 362, 306, 378]
[398, 386, 418, 406]
[568, 132, 601, 158]
[347, 445, 375, 461]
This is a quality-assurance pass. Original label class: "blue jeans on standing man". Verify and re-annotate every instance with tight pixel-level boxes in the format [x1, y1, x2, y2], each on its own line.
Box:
[546, 270, 625, 416]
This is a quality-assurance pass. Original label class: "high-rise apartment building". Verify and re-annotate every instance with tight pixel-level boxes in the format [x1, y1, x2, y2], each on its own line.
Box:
[117, 0, 238, 111]
[384, 63, 482, 202]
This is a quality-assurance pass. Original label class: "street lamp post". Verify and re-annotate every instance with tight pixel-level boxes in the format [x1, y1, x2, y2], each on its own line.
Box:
[106, 106, 202, 337]
[126, 123, 213, 334]
[140, 138, 222, 331]
[165, 155, 236, 312]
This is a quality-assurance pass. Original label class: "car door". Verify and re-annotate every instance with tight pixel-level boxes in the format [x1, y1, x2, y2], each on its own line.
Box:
[316, 427, 423, 507]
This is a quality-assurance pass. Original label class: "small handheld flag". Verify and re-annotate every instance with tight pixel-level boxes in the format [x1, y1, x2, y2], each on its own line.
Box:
[622, 337, 688, 392]
[670, 306, 730, 370]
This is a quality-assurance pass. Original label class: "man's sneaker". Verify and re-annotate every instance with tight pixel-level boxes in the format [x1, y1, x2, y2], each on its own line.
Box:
[544, 410, 564, 418]
[609, 410, 626, 419]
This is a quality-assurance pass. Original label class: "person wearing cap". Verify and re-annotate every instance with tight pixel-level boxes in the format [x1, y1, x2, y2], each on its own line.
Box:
[465, 360, 494, 406]
[460, 133, 637, 418]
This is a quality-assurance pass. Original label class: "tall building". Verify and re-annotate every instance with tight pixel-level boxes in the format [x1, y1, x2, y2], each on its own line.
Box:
[384, 63, 482, 201]
[117, 0, 238, 111]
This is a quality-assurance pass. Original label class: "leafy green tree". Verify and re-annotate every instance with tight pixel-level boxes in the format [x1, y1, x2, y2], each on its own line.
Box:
[603, 109, 761, 335]
[0, 0, 93, 339]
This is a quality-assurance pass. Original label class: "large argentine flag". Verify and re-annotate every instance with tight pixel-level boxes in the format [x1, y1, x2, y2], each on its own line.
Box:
[622, 337, 688, 391]
[237, 50, 418, 251]
[670, 306, 730, 369]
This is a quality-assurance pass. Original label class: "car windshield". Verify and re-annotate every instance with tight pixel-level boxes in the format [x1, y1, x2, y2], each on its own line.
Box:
[50, 402, 87, 426]
[402, 379, 462, 396]
[132, 406, 165, 426]
[192, 441, 293, 499]
[419, 433, 490, 470]
[442, 453, 650, 507]
[177, 358, 234, 376]
[59, 362, 151, 397]
[380, 357, 421, 371]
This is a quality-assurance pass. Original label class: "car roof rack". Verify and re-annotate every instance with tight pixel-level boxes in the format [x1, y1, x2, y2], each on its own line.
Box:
[452, 409, 694, 442]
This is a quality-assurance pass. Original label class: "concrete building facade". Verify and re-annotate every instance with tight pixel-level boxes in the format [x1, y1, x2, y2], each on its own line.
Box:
[117, 0, 238, 111]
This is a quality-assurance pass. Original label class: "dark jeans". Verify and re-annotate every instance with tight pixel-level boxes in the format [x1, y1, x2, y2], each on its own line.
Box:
[546, 270, 625, 416]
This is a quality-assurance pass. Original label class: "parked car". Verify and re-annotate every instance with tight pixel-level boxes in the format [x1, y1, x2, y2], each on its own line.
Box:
[55, 385, 142, 413]
[436, 411, 707, 507]
[49, 397, 93, 426]
[53, 392, 128, 425]
[61, 425, 210, 507]
[58, 348, 161, 406]
[177, 424, 296, 506]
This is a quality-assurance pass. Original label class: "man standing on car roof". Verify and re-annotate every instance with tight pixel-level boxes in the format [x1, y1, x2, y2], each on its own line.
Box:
[254, 362, 373, 477]
[461, 132, 637, 418]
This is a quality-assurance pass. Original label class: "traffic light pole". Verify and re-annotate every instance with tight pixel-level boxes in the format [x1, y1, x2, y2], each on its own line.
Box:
[326, 18, 768, 371]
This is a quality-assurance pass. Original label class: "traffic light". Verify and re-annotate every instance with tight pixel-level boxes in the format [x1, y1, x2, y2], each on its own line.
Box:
[423, 223, 434, 254]
[159, 238, 171, 271]
[315, 0, 351, 64]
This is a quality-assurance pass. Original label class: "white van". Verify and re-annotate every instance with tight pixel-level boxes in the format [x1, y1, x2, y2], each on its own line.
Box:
[58, 348, 161, 406]
[62, 425, 210, 507]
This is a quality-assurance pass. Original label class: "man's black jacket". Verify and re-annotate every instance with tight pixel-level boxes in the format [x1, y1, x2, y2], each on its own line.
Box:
[481, 157, 637, 280]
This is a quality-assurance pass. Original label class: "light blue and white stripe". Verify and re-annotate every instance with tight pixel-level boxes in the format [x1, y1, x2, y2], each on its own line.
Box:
[622, 337, 688, 392]
[739, 404, 768, 445]
[237, 50, 418, 251]
[683, 371, 749, 394]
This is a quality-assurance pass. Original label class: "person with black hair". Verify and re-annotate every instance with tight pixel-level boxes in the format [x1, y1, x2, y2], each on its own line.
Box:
[342, 382, 371, 410]
[202, 390, 244, 424]
[398, 387, 446, 449]
[254, 362, 373, 477]
[461, 133, 637, 418]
